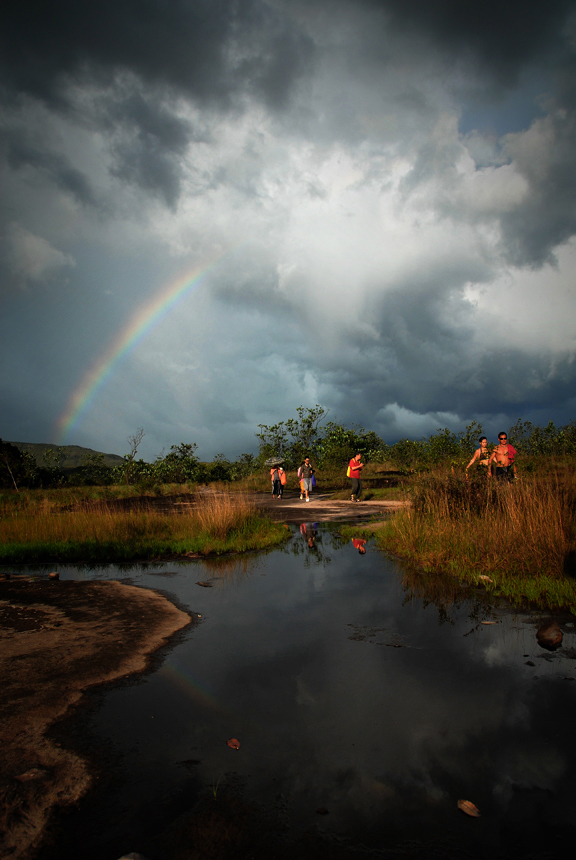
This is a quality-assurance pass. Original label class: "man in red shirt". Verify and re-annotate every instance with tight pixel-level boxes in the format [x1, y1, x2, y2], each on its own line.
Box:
[348, 453, 364, 501]
[489, 431, 517, 482]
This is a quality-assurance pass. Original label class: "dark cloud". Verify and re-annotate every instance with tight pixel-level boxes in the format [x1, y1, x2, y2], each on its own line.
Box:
[374, 0, 575, 84]
[104, 89, 193, 207]
[1, 1, 314, 206]
[1, 127, 97, 207]
[1, 0, 313, 110]
[500, 110, 576, 266]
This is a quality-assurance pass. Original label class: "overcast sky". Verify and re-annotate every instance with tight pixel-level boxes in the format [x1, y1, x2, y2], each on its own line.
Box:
[2, 0, 576, 461]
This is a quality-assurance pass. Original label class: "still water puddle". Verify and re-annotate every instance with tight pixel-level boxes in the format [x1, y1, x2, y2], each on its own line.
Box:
[29, 526, 576, 859]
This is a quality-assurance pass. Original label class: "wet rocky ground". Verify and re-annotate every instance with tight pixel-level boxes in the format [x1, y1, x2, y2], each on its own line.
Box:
[0, 577, 190, 860]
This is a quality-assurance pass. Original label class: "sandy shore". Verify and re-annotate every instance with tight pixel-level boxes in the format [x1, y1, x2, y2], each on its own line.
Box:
[0, 577, 191, 860]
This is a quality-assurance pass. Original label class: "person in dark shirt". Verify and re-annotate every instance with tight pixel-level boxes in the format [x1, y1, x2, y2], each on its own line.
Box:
[298, 457, 315, 502]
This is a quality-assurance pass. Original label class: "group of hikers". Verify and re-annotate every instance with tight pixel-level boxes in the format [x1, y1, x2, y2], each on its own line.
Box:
[270, 452, 366, 502]
[271, 430, 518, 501]
[270, 455, 318, 501]
[465, 431, 517, 482]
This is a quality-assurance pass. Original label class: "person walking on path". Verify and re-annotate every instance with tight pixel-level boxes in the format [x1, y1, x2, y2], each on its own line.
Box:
[298, 457, 315, 502]
[348, 453, 364, 501]
[270, 465, 283, 498]
[277, 465, 286, 498]
[489, 431, 517, 482]
[465, 437, 491, 479]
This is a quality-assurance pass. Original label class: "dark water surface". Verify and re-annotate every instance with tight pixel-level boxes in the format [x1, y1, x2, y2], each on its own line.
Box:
[28, 527, 576, 859]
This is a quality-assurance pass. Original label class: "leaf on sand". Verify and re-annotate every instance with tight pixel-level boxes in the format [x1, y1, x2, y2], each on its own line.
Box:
[478, 575, 493, 583]
[196, 581, 213, 588]
[458, 799, 481, 817]
[226, 738, 240, 749]
[481, 621, 496, 625]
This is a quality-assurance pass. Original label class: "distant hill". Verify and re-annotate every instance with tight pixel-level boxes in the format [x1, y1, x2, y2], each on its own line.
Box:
[8, 442, 125, 471]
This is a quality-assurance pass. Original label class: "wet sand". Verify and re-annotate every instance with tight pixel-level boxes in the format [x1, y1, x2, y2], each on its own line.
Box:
[0, 578, 190, 860]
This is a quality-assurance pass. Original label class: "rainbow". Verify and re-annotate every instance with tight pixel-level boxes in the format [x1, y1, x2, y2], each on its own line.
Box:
[56, 256, 222, 443]
[163, 661, 223, 712]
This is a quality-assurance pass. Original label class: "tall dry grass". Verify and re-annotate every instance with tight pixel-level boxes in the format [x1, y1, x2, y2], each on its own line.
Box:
[194, 490, 258, 539]
[379, 474, 576, 583]
[0, 490, 284, 562]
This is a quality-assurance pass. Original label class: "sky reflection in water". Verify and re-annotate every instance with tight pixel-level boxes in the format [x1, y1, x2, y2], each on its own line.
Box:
[40, 528, 576, 857]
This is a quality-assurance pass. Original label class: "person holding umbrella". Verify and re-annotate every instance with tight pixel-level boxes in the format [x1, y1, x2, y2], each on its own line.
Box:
[265, 457, 286, 499]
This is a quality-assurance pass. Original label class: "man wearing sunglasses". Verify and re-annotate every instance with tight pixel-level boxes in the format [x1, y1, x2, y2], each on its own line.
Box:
[489, 432, 517, 482]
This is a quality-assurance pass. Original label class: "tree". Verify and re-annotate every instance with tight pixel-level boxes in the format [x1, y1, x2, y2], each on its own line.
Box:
[40, 447, 67, 486]
[119, 428, 145, 485]
[284, 405, 329, 464]
[81, 452, 113, 486]
[256, 405, 329, 468]
[458, 420, 484, 456]
[156, 443, 199, 484]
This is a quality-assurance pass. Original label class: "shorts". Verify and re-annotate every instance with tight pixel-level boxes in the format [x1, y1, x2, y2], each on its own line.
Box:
[495, 466, 514, 482]
[301, 477, 312, 492]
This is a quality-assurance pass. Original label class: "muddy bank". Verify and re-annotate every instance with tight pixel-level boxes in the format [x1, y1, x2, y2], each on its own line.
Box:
[0, 578, 190, 860]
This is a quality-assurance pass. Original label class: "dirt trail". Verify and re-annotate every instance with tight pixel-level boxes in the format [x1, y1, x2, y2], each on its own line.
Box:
[252, 490, 407, 523]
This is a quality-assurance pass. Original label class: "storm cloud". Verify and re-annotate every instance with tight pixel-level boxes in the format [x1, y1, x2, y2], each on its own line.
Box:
[1, 0, 575, 459]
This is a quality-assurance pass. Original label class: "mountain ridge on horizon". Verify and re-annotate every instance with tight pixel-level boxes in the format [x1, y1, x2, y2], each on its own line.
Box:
[8, 441, 125, 470]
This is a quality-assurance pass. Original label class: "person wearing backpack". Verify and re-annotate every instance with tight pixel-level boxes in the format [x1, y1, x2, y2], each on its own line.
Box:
[270, 466, 282, 498]
[298, 457, 315, 502]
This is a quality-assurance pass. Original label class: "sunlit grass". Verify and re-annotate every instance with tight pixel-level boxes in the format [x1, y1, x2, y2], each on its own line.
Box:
[0, 489, 287, 563]
[373, 473, 576, 611]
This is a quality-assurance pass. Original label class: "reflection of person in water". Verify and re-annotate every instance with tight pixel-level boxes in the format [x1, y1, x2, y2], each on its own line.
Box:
[352, 538, 366, 554]
[300, 522, 317, 548]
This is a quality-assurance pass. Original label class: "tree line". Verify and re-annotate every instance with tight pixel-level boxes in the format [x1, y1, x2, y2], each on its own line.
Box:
[2, 410, 576, 490]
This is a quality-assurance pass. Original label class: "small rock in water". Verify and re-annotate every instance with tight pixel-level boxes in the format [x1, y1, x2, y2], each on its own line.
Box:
[116, 854, 150, 860]
[48, 571, 59, 580]
[536, 620, 563, 651]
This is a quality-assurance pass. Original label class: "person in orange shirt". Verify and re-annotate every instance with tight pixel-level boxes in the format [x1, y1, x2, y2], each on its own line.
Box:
[348, 453, 364, 501]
